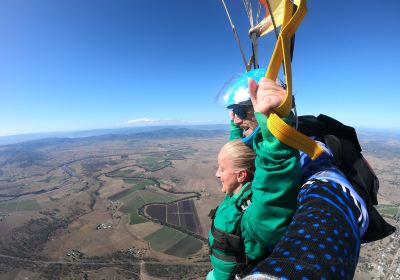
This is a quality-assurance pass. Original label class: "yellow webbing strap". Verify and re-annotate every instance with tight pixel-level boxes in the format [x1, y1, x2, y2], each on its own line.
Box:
[266, 0, 323, 160]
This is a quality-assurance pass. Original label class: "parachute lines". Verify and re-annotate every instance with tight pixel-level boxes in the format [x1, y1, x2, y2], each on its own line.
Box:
[242, 0, 254, 27]
[221, 0, 251, 71]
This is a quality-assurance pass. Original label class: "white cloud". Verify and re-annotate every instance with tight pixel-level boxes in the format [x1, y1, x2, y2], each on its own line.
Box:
[124, 118, 155, 124]
[0, 128, 19, 137]
[124, 118, 206, 126]
[233, 86, 250, 103]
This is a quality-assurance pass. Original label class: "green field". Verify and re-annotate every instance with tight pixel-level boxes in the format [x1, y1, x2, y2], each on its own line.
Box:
[164, 235, 203, 257]
[114, 169, 135, 177]
[130, 212, 148, 224]
[144, 227, 203, 257]
[137, 147, 197, 171]
[109, 169, 144, 178]
[108, 179, 153, 201]
[144, 226, 187, 251]
[123, 178, 153, 189]
[138, 155, 171, 171]
[0, 199, 40, 212]
[109, 188, 136, 201]
[118, 196, 148, 225]
[139, 189, 178, 204]
[376, 204, 400, 218]
[125, 195, 146, 210]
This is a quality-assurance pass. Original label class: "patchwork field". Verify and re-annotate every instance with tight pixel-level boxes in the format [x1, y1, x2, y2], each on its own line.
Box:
[0, 129, 224, 279]
[108, 177, 188, 226]
[145, 200, 203, 235]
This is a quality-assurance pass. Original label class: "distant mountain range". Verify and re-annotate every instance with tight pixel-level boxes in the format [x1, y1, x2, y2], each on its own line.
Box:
[1, 124, 399, 147]
[0, 124, 230, 146]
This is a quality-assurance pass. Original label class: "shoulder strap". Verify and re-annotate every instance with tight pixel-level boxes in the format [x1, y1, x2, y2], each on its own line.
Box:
[208, 207, 218, 220]
[235, 182, 252, 212]
[323, 134, 342, 166]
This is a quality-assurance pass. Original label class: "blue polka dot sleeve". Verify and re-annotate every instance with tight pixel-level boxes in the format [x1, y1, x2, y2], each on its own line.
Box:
[241, 179, 362, 280]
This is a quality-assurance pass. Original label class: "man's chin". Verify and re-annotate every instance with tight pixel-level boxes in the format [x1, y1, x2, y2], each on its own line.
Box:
[243, 128, 254, 137]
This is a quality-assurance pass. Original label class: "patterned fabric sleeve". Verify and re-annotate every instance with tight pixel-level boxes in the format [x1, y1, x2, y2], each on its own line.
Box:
[241, 178, 362, 280]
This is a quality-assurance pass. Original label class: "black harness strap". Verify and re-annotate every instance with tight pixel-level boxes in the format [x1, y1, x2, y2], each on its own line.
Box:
[211, 219, 244, 254]
[212, 250, 242, 263]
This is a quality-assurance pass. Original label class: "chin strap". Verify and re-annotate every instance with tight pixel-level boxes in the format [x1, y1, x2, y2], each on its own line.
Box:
[266, 0, 323, 160]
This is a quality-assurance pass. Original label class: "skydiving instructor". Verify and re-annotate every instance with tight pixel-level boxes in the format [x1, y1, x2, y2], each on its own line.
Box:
[222, 68, 395, 279]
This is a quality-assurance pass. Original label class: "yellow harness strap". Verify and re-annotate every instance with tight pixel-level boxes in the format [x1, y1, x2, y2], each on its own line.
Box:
[266, 0, 323, 160]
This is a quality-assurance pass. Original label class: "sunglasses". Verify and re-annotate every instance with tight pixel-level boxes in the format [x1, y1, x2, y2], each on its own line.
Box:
[232, 106, 248, 120]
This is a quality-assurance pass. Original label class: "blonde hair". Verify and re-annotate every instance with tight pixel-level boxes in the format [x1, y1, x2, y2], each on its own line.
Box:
[221, 139, 255, 177]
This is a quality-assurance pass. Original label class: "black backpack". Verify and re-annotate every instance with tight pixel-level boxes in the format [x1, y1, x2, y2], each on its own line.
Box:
[297, 114, 396, 243]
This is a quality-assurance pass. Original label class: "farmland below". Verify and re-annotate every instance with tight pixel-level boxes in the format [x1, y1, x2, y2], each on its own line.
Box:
[0, 127, 399, 279]
[0, 128, 227, 279]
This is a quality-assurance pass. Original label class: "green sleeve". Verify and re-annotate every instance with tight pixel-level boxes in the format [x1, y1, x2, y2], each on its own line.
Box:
[240, 112, 301, 260]
[229, 119, 243, 140]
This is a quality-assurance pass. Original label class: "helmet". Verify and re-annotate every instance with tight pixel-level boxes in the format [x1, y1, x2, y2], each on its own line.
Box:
[216, 68, 266, 109]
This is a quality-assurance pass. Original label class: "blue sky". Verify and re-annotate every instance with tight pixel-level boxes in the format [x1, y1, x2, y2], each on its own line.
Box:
[1, 0, 399, 137]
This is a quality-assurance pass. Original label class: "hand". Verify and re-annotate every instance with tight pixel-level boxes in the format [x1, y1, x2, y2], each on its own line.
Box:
[248, 77, 286, 116]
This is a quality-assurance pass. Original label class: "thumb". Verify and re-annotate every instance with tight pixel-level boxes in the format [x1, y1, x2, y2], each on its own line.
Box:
[248, 78, 258, 107]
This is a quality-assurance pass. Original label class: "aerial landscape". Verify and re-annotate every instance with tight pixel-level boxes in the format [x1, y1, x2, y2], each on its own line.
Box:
[0, 128, 226, 279]
[0, 127, 398, 279]
[1, 0, 399, 279]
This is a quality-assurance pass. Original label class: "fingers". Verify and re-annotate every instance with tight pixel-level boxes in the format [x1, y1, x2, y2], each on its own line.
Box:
[258, 78, 284, 93]
[252, 78, 286, 116]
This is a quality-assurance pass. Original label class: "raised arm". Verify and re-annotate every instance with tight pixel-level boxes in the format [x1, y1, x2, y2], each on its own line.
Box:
[240, 77, 301, 260]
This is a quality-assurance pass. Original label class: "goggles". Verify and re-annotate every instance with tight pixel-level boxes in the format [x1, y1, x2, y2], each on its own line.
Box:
[232, 105, 248, 120]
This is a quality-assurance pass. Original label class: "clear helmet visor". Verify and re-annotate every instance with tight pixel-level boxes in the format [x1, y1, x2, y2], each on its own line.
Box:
[215, 68, 266, 109]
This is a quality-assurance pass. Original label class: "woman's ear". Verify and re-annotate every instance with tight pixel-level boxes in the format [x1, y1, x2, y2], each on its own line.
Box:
[237, 170, 248, 183]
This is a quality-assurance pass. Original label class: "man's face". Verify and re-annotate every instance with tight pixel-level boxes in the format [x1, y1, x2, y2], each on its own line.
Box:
[215, 149, 241, 195]
[232, 105, 258, 137]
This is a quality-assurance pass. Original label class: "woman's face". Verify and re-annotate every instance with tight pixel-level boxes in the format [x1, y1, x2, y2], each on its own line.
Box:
[215, 149, 241, 195]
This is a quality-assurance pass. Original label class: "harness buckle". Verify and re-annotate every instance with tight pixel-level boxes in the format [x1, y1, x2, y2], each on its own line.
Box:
[240, 199, 252, 211]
